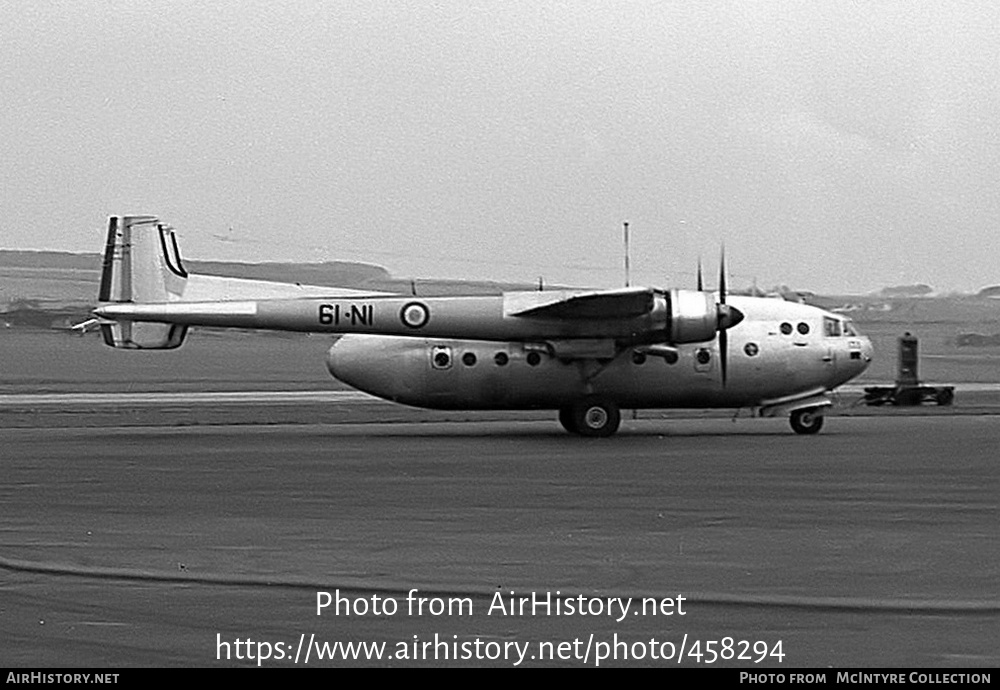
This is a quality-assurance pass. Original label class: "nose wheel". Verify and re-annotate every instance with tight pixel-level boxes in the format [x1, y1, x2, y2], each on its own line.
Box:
[790, 407, 824, 435]
[558, 399, 621, 437]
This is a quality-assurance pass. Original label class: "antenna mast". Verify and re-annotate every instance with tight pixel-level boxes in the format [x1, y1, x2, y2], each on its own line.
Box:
[623, 221, 630, 288]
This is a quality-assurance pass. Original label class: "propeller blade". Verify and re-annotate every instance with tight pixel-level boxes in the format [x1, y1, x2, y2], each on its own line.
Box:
[715, 246, 743, 330]
[719, 246, 727, 304]
[697, 258, 704, 291]
[718, 246, 732, 386]
[720, 328, 728, 386]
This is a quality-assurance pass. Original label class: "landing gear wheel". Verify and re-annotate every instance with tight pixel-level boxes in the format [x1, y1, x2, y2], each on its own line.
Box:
[790, 407, 824, 435]
[560, 399, 621, 437]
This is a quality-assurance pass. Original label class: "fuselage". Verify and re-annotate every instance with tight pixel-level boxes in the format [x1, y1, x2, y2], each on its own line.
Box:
[327, 296, 873, 410]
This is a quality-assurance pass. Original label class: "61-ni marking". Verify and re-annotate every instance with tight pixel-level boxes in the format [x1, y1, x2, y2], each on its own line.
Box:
[318, 303, 374, 327]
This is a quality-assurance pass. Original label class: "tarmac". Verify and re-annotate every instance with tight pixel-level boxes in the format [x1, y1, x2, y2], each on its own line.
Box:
[2, 406, 998, 667]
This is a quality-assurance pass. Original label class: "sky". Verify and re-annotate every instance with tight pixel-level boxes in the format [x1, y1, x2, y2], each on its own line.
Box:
[1, 1, 998, 294]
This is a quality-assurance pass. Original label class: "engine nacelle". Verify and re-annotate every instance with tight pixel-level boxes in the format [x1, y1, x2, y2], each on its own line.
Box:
[665, 289, 721, 344]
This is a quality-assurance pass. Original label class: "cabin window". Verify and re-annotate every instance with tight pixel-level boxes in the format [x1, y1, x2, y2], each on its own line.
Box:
[744, 342, 759, 357]
[431, 346, 452, 369]
[797, 322, 810, 335]
[632, 351, 647, 365]
[494, 352, 509, 366]
[526, 352, 542, 366]
[823, 317, 841, 337]
[780, 322, 793, 335]
[694, 347, 712, 373]
[462, 352, 477, 366]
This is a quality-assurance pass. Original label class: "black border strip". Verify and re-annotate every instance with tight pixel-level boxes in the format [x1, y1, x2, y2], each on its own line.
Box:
[158, 224, 188, 278]
[99, 323, 116, 347]
[169, 230, 188, 277]
[97, 217, 118, 302]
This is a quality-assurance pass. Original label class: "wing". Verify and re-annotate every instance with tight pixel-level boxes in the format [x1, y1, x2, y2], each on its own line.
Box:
[503, 287, 656, 320]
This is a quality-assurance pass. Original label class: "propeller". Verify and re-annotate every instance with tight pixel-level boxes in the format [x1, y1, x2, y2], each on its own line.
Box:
[715, 247, 744, 386]
[696, 258, 704, 292]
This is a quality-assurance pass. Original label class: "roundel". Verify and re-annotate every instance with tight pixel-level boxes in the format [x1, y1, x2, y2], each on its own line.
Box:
[400, 301, 430, 329]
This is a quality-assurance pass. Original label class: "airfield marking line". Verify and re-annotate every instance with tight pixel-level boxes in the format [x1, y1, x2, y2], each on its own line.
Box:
[2, 384, 998, 408]
[5, 415, 1000, 439]
[0, 390, 381, 406]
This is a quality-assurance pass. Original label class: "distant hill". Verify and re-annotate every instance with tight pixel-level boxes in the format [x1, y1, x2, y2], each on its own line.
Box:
[0, 250, 101, 270]
[0, 250, 392, 285]
[0, 250, 539, 311]
[879, 283, 934, 297]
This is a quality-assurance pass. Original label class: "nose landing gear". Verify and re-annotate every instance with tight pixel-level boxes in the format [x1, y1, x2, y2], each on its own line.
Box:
[790, 407, 824, 435]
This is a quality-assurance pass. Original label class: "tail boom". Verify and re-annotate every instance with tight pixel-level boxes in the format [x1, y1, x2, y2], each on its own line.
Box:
[95, 214, 392, 348]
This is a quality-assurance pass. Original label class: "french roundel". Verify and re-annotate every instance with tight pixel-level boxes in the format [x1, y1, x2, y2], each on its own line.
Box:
[400, 302, 430, 329]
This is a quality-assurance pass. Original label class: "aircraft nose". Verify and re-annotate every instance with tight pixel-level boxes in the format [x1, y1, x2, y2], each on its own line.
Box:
[849, 336, 874, 378]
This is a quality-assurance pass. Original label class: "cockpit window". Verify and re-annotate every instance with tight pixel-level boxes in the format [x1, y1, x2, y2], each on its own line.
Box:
[843, 319, 858, 336]
[823, 316, 841, 337]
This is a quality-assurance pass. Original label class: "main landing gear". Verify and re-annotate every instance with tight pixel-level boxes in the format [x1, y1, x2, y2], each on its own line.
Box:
[559, 399, 621, 437]
[558, 401, 826, 437]
[789, 407, 824, 435]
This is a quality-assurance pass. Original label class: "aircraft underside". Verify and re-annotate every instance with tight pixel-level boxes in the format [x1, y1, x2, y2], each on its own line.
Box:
[326, 335, 840, 437]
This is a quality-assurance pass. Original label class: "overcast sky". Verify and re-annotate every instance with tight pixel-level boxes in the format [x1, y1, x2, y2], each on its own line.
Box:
[1, 1, 998, 293]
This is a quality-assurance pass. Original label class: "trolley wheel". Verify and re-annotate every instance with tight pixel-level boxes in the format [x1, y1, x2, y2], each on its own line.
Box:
[935, 389, 954, 406]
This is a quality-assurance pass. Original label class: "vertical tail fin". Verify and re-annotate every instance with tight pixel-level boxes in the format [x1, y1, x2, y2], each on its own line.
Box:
[97, 215, 190, 349]
[98, 215, 189, 303]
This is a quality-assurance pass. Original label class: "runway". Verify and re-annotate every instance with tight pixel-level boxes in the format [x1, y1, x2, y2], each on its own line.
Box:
[0, 390, 380, 406]
[4, 383, 1000, 431]
[2, 382, 999, 407]
[2, 410, 998, 667]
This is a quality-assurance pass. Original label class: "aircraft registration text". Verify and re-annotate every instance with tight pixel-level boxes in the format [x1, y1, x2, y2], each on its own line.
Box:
[319, 303, 374, 327]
